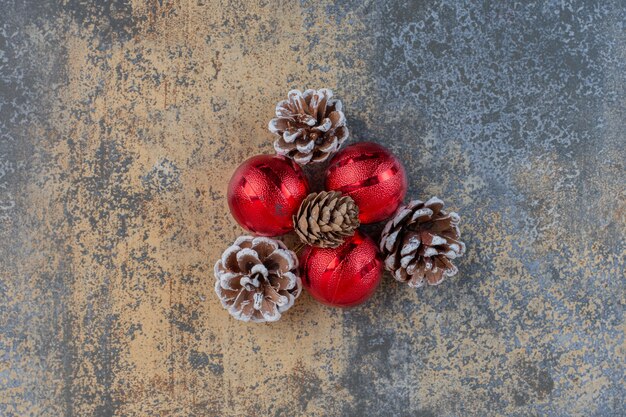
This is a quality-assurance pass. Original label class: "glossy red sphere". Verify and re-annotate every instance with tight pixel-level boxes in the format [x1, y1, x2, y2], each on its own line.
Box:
[300, 231, 383, 307]
[227, 154, 309, 236]
[325, 142, 407, 224]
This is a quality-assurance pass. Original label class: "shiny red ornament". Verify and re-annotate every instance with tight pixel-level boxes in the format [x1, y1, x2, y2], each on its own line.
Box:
[227, 154, 309, 236]
[300, 230, 383, 307]
[325, 142, 408, 224]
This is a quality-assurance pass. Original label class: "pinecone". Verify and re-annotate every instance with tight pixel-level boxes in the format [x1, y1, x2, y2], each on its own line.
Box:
[294, 191, 360, 248]
[379, 197, 466, 288]
[269, 88, 349, 165]
[214, 236, 302, 322]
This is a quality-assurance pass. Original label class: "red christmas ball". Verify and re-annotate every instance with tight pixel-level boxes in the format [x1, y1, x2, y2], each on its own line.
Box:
[300, 230, 383, 307]
[227, 154, 309, 236]
[325, 142, 408, 224]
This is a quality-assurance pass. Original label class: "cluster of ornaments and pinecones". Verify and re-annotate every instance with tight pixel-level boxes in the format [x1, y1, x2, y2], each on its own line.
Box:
[215, 88, 466, 322]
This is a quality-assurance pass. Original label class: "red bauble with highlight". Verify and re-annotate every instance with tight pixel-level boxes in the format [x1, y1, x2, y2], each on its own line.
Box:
[227, 155, 309, 236]
[325, 142, 408, 224]
[300, 230, 383, 307]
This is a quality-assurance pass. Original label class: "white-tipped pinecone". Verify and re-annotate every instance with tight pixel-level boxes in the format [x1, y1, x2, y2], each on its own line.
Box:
[379, 197, 466, 288]
[214, 236, 301, 322]
[269, 88, 349, 165]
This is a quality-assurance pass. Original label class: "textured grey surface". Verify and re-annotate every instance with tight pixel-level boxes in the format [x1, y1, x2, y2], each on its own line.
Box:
[1, 1, 625, 416]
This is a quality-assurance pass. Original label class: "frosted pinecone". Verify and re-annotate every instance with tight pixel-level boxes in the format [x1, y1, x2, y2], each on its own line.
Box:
[379, 197, 466, 288]
[269, 88, 349, 165]
[214, 236, 302, 322]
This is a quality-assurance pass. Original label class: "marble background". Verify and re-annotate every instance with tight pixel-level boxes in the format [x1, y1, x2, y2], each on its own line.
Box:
[1, 1, 624, 416]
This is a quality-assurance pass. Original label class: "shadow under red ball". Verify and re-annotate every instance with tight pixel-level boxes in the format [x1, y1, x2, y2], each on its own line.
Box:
[227, 155, 309, 236]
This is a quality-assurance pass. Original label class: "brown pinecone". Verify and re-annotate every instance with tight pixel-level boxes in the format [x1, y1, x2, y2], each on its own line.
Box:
[214, 236, 302, 322]
[294, 191, 360, 248]
[379, 197, 466, 288]
[269, 88, 349, 165]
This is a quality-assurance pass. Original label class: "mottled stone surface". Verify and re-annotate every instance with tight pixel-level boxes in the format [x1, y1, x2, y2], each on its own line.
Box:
[1, 1, 624, 416]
